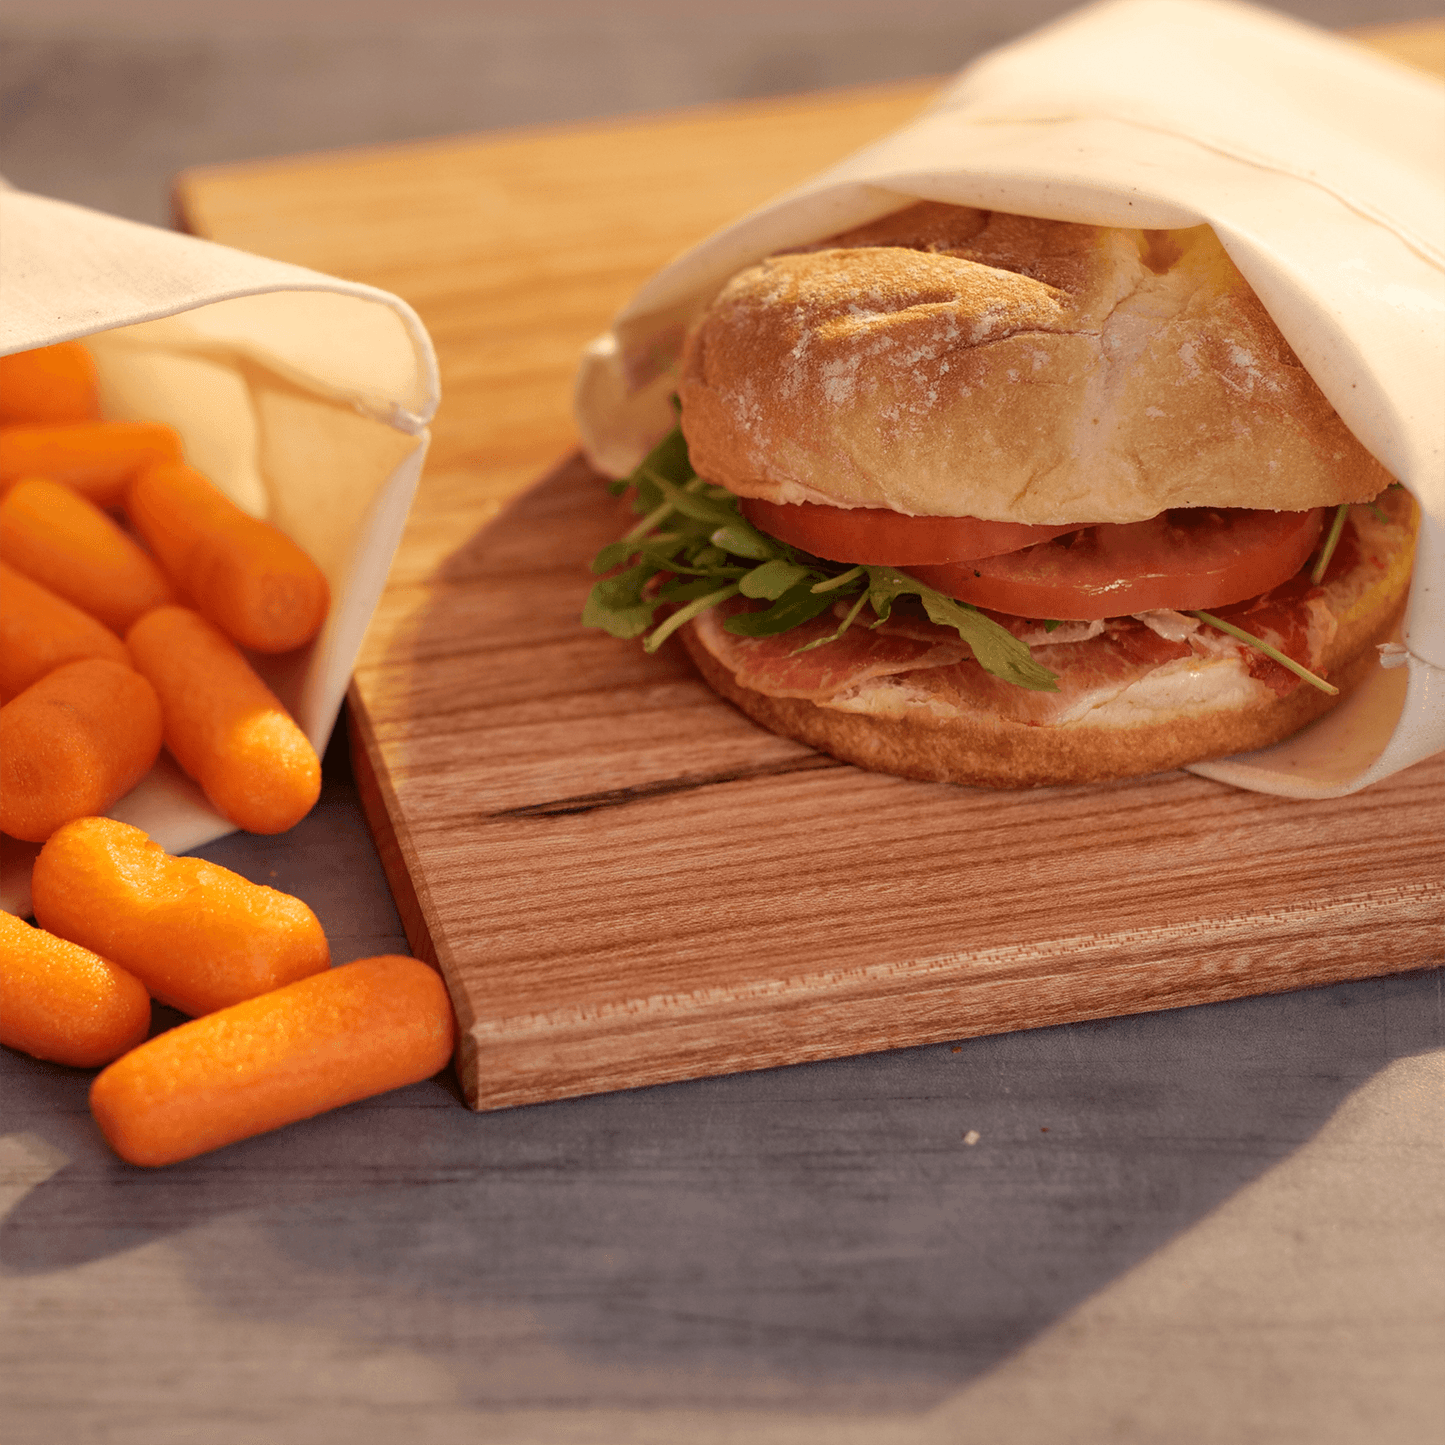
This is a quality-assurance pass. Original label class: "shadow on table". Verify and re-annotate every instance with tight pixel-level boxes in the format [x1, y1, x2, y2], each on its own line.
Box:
[3, 966, 1441, 1413]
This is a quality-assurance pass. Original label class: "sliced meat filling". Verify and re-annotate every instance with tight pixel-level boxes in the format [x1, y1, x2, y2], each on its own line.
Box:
[689, 495, 1413, 727]
[694, 597, 969, 699]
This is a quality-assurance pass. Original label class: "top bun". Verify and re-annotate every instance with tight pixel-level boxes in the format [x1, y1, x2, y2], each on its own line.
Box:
[678, 204, 1392, 525]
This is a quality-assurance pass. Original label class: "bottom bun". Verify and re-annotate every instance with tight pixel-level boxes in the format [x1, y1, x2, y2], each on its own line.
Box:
[679, 497, 1416, 789]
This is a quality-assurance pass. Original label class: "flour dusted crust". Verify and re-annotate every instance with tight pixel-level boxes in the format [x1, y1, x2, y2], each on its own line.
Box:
[678, 493, 1417, 789]
[678, 204, 1393, 525]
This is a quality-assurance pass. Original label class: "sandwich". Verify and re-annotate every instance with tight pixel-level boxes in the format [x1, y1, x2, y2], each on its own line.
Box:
[584, 203, 1417, 787]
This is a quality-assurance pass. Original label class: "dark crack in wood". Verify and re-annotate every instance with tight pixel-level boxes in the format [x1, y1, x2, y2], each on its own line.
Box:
[488, 754, 847, 819]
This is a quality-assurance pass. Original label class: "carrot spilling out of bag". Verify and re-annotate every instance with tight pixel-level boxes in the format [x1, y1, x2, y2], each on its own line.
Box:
[0, 421, 184, 508]
[89, 955, 455, 1166]
[128, 461, 330, 654]
[0, 476, 175, 633]
[0, 660, 163, 842]
[31, 816, 331, 1017]
[0, 562, 131, 702]
[125, 607, 321, 834]
[0, 343, 102, 427]
[0, 910, 151, 1069]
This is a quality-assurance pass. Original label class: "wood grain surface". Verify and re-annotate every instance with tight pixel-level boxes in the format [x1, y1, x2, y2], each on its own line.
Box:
[345, 456, 1444, 1109]
[175, 26, 1445, 1112]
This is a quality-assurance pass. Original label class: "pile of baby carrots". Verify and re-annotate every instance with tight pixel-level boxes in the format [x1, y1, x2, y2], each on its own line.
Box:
[1, 340, 455, 1165]
[0, 340, 329, 838]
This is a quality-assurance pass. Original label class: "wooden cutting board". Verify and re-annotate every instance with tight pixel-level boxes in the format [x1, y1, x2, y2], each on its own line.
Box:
[175, 23, 1445, 1110]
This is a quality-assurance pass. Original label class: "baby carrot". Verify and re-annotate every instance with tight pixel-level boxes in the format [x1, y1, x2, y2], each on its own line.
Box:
[31, 817, 330, 1017]
[0, 562, 131, 702]
[0, 477, 175, 634]
[125, 607, 321, 834]
[0, 343, 101, 426]
[128, 461, 330, 654]
[89, 955, 455, 1166]
[0, 421, 184, 508]
[0, 910, 150, 1069]
[0, 660, 162, 842]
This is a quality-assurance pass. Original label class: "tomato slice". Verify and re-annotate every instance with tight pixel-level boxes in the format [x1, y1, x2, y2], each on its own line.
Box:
[739, 496, 1079, 564]
[907, 509, 1325, 620]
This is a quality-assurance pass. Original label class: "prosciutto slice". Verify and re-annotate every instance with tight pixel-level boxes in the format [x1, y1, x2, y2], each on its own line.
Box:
[693, 598, 969, 699]
[1201, 530, 1348, 695]
[694, 598, 1197, 723]
[888, 619, 1195, 726]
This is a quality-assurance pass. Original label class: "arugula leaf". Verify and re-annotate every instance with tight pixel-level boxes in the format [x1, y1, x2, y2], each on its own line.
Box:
[651, 475, 739, 528]
[581, 562, 658, 639]
[645, 584, 740, 653]
[659, 570, 746, 600]
[710, 520, 776, 561]
[724, 579, 837, 635]
[610, 425, 694, 498]
[790, 589, 873, 654]
[810, 565, 866, 595]
[1310, 503, 1350, 585]
[740, 558, 811, 599]
[865, 568, 1059, 692]
[583, 425, 1060, 692]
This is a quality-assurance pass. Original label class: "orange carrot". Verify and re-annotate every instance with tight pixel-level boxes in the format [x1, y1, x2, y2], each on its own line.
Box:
[0, 421, 184, 508]
[89, 955, 454, 1166]
[0, 660, 162, 842]
[0, 909, 151, 1068]
[31, 816, 330, 1017]
[125, 607, 321, 834]
[128, 461, 330, 654]
[0, 343, 102, 427]
[0, 477, 175, 633]
[0, 561, 130, 702]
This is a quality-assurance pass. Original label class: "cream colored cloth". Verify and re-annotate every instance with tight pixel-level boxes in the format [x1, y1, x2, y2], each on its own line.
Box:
[574, 0, 1445, 799]
[0, 186, 440, 914]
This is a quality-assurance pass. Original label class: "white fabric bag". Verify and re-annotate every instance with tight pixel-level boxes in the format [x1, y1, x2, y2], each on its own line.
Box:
[574, 0, 1444, 799]
[1, 186, 440, 913]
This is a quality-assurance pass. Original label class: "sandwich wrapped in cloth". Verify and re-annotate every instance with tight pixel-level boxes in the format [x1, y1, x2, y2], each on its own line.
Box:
[0, 184, 439, 913]
[574, 0, 1444, 797]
